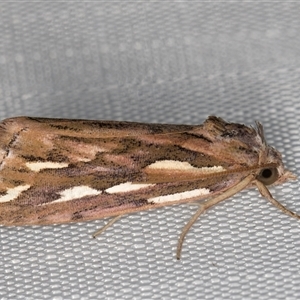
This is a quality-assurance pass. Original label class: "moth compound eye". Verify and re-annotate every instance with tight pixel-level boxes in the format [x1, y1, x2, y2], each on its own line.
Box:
[257, 167, 279, 185]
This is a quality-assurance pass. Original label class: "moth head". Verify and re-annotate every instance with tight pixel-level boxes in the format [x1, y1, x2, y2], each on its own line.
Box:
[256, 146, 296, 186]
[254, 121, 297, 186]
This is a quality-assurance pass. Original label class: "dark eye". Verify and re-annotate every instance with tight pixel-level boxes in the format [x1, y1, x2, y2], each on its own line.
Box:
[257, 167, 279, 185]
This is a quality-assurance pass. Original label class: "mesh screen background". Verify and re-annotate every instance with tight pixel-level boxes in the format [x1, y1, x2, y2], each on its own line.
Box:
[0, 3, 300, 300]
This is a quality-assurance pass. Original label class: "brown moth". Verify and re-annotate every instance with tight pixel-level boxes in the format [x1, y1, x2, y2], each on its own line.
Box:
[0, 116, 297, 259]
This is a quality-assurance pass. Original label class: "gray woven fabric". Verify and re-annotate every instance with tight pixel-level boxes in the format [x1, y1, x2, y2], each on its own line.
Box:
[0, 3, 300, 300]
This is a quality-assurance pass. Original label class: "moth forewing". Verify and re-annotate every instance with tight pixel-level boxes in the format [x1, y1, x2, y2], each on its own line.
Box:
[0, 116, 297, 259]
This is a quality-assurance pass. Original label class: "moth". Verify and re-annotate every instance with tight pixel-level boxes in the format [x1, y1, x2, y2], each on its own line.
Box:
[0, 116, 297, 259]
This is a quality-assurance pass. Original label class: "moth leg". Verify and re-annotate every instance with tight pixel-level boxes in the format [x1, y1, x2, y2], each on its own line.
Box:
[177, 204, 205, 260]
[188, 202, 202, 206]
[255, 180, 300, 220]
[177, 174, 255, 260]
[93, 215, 124, 238]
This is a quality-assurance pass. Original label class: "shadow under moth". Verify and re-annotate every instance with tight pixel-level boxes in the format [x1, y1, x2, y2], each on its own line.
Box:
[0, 116, 297, 259]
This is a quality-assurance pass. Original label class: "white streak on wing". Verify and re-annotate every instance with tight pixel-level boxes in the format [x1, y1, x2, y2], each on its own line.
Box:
[78, 158, 92, 162]
[106, 182, 154, 194]
[52, 186, 102, 203]
[0, 185, 31, 203]
[26, 162, 69, 172]
[196, 165, 225, 173]
[147, 160, 225, 173]
[148, 188, 210, 204]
